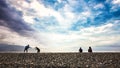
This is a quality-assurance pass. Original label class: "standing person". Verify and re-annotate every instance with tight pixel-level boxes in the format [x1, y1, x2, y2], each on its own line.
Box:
[35, 47, 40, 53]
[88, 46, 92, 53]
[79, 47, 83, 53]
[24, 44, 30, 53]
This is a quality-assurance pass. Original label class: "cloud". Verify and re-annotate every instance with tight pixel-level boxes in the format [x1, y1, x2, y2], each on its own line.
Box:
[93, 3, 104, 10]
[112, 0, 120, 4]
[0, 43, 24, 51]
[0, 0, 34, 36]
[0, 0, 120, 52]
[31, 20, 120, 52]
[0, 25, 48, 52]
[7, 0, 91, 31]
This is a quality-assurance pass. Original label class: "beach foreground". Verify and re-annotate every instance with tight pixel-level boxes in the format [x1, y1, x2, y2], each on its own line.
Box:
[0, 53, 120, 68]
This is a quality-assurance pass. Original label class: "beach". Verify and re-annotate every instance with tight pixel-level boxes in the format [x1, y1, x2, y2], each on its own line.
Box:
[0, 53, 119, 68]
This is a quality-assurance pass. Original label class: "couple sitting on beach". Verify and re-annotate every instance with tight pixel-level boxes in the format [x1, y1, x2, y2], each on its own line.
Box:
[79, 46, 92, 53]
[24, 44, 40, 53]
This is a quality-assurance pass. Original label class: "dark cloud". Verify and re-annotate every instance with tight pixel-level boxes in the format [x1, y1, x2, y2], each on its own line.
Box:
[0, 0, 34, 36]
[0, 0, 8, 8]
[0, 43, 24, 51]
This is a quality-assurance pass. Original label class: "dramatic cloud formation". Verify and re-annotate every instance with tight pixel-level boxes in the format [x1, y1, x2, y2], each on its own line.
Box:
[0, 0, 120, 52]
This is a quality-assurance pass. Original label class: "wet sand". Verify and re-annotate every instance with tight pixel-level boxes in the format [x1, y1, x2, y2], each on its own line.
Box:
[0, 53, 120, 68]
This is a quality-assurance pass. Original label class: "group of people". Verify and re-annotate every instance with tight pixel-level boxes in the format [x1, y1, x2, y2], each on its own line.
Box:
[79, 46, 92, 53]
[24, 44, 92, 53]
[24, 44, 40, 53]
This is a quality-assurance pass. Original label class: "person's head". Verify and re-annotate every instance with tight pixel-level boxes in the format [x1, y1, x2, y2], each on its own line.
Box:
[27, 44, 29, 46]
[36, 47, 39, 49]
[89, 46, 91, 49]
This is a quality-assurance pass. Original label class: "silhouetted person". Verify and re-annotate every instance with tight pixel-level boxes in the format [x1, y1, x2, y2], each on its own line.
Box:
[79, 47, 83, 53]
[35, 47, 40, 53]
[24, 44, 30, 53]
[88, 46, 92, 53]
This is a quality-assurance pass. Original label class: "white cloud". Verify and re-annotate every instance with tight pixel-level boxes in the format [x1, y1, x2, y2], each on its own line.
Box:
[22, 16, 34, 24]
[112, 0, 120, 4]
[4, 0, 120, 52]
[81, 11, 91, 17]
[7, 0, 72, 29]
[33, 22, 120, 52]
[110, 0, 120, 12]
[7, 0, 92, 31]
[0, 25, 45, 50]
[94, 3, 104, 9]
[0, 20, 120, 52]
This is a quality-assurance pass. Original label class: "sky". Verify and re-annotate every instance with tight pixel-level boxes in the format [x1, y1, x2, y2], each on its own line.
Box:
[0, 0, 120, 52]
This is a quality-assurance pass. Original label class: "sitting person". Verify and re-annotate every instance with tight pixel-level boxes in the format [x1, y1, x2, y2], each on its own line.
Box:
[35, 47, 40, 53]
[88, 46, 92, 53]
[79, 47, 83, 53]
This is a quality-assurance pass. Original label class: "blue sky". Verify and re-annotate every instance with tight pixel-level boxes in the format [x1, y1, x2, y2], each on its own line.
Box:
[0, 0, 120, 52]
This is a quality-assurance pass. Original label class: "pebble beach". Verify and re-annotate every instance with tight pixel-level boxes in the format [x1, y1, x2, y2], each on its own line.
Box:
[0, 53, 120, 68]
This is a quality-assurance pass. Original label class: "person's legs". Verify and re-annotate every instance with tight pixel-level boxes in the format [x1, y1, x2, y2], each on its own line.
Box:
[38, 50, 40, 53]
[37, 50, 40, 53]
[24, 50, 26, 52]
[26, 50, 28, 53]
